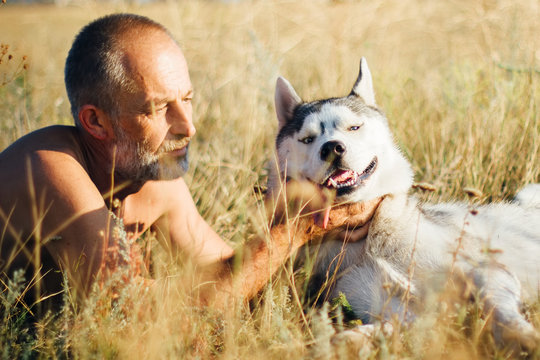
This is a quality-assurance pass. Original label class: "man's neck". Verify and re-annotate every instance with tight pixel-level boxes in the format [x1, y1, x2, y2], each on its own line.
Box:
[76, 129, 142, 201]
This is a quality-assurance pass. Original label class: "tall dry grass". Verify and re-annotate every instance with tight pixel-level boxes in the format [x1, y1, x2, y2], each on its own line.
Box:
[1, 0, 539, 358]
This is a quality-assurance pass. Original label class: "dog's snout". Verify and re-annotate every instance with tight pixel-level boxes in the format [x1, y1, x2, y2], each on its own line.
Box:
[320, 140, 347, 161]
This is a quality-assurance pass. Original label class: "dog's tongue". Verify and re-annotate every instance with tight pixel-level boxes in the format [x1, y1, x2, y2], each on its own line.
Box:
[313, 206, 331, 229]
[323, 206, 330, 229]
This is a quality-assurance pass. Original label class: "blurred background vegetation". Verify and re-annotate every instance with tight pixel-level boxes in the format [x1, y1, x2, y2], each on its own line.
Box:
[0, 0, 539, 358]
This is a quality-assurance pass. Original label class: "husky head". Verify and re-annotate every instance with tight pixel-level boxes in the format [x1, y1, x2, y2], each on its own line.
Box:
[269, 58, 413, 203]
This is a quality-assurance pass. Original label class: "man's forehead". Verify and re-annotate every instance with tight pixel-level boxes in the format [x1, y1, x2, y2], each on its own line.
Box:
[120, 29, 190, 91]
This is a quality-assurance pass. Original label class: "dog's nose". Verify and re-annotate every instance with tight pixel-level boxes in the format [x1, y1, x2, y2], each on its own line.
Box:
[320, 140, 346, 161]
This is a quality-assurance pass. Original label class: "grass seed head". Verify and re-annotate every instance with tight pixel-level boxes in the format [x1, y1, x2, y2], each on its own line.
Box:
[463, 187, 483, 198]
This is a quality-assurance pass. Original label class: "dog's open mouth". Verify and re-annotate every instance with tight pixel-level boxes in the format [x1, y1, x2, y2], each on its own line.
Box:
[322, 156, 378, 196]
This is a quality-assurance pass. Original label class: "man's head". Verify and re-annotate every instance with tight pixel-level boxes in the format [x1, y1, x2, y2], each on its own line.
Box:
[65, 14, 195, 182]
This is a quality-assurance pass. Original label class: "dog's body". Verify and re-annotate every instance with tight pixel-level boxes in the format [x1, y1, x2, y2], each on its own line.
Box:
[269, 58, 540, 348]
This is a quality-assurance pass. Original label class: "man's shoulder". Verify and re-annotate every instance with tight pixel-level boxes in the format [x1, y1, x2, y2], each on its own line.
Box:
[0, 125, 105, 242]
[1, 125, 81, 160]
[0, 125, 94, 198]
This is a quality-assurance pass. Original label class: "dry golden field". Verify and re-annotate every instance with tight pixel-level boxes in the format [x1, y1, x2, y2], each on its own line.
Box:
[1, 0, 539, 358]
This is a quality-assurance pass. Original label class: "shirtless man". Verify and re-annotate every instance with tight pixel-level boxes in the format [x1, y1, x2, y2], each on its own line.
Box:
[0, 14, 378, 313]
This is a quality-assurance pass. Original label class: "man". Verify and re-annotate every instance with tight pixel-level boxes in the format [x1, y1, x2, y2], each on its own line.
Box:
[0, 14, 377, 313]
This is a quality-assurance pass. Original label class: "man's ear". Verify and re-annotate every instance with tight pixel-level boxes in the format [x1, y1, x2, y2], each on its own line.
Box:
[275, 76, 301, 130]
[350, 57, 376, 106]
[78, 105, 115, 140]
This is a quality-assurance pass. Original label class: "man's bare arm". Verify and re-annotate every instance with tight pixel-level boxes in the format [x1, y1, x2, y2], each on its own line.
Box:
[197, 192, 383, 308]
[125, 178, 234, 266]
[26, 150, 119, 295]
[125, 177, 381, 308]
[198, 219, 313, 307]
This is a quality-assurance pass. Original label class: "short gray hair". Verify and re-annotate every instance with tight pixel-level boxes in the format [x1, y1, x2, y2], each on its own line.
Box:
[64, 14, 172, 126]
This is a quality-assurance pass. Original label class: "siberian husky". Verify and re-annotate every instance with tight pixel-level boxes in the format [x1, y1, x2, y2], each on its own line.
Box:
[268, 58, 540, 349]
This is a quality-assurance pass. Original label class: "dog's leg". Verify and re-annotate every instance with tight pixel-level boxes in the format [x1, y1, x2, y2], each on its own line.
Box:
[469, 263, 539, 351]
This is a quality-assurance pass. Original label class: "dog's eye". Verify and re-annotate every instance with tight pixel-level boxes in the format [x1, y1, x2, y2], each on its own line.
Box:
[299, 136, 314, 144]
[348, 124, 363, 131]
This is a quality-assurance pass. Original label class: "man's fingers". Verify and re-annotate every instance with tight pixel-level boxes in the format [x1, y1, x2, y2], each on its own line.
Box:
[267, 180, 337, 224]
[326, 197, 383, 229]
[267, 180, 383, 236]
[336, 222, 370, 242]
[286, 180, 334, 214]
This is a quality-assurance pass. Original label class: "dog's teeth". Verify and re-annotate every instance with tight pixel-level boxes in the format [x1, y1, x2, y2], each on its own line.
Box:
[328, 178, 338, 188]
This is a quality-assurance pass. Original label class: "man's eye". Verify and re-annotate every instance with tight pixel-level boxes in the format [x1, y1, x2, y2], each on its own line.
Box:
[299, 136, 314, 144]
[146, 105, 167, 116]
[183, 97, 192, 103]
[348, 124, 363, 131]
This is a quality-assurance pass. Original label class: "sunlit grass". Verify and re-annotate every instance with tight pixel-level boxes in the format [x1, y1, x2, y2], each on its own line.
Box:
[1, 0, 539, 358]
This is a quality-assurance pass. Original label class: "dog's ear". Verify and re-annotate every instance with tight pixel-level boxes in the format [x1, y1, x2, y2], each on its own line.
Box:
[350, 57, 376, 106]
[275, 76, 302, 129]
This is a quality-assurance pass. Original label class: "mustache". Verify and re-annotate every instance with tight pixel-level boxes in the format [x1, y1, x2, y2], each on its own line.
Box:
[158, 137, 191, 153]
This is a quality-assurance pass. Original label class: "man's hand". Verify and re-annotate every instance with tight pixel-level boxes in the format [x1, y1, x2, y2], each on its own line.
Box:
[313, 197, 383, 242]
[266, 179, 335, 227]
[266, 179, 383, 242]
[195, 180, 384, 309]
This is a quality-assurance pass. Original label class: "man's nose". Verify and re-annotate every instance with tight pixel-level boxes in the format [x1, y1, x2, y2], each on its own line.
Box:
[168, 101, 196, 138]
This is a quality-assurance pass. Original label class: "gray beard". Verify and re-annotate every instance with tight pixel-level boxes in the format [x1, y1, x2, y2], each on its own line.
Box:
[112, 130, 189, 183]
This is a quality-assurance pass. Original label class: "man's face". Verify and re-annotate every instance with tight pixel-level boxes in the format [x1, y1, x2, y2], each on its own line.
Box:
[111, 29, 196, 183]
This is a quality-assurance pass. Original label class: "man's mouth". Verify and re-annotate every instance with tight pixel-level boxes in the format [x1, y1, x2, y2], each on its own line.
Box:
[160, 137, 191, 157]
[168, 147, 187, 157]
[321, 156, 378, 196]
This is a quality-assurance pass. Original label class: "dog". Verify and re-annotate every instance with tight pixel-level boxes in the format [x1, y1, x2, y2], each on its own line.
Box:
[267, 58, 540, 350]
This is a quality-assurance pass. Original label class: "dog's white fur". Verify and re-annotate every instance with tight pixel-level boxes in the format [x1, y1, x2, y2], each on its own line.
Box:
[269, 58, 540, 349]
